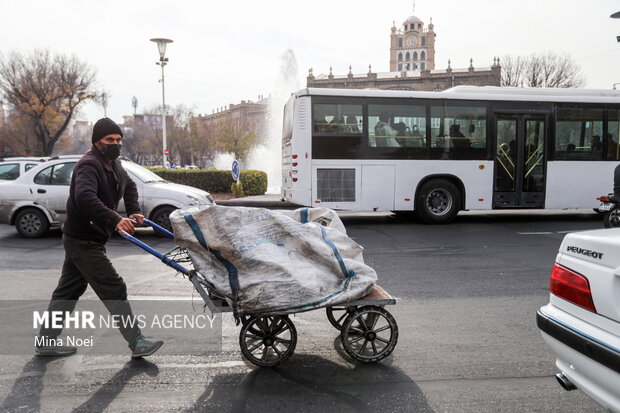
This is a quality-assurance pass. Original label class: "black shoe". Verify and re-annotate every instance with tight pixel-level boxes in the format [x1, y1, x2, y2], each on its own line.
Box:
[131, 335, 163, 359]
[36, 345, 77, 356]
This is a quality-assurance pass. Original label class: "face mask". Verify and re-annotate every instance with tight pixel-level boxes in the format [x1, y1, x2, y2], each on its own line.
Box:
[101, 143, 121, 161]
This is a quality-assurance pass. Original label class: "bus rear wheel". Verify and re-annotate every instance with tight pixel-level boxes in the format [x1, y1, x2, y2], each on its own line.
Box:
[416, 179, 461, 224]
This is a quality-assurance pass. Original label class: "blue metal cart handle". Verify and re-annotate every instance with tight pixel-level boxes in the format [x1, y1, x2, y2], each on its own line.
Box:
[118, 224, 190, 276]
[143, 218, 174, 239]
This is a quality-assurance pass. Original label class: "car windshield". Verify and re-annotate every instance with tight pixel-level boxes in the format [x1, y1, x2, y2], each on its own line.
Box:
[121, 161, 166, 183]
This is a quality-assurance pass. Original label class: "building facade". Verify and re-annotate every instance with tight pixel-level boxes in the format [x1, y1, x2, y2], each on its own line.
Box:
[390, 10, 435, 72]
[193, 96, 271, 139]
[307, 4, 501, 92]
[307, 59, 501, 91]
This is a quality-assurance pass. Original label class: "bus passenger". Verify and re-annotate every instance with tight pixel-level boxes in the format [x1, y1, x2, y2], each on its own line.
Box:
[314, 116, 328, 133]
[374, 112, 400, 147]
[345, 116, 361, 134]
[450, 124, 471, 149]
[606, 133, 618, 160]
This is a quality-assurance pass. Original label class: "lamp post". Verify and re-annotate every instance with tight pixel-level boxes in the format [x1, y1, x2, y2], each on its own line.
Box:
[150, 38, 173, 168]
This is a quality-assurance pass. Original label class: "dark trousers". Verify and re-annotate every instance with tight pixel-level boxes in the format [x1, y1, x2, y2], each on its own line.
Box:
[38, 233, 141, 349]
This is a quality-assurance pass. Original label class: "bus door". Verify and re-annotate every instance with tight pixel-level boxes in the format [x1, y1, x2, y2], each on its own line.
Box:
[493, 114, 546, 208]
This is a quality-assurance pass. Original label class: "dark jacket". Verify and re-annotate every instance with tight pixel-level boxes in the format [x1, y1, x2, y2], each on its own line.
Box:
[615, 164, 620, 198]
[62, 146, 141, 243]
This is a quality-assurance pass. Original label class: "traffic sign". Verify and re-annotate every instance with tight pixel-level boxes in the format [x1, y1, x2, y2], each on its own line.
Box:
[232, 160, 240, 181]
[164, 148, 169, 155]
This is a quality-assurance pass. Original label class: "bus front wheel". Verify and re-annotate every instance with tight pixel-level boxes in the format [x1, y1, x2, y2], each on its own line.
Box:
[416, 179, 461, 224]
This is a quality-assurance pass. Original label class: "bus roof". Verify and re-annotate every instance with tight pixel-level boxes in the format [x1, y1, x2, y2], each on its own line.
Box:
[297, 86, 620, 104]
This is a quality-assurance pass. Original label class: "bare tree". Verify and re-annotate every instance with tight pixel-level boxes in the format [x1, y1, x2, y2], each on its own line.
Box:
[0, 49, 100, 156]
[213, 117, 259, 164]
[501, 52, 584, 88]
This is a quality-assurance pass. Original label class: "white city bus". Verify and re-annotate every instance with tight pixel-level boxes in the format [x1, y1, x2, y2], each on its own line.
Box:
[281, 86, 620, 223]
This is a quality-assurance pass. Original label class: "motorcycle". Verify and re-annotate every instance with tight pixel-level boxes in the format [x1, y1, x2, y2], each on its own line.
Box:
[596, 194, 620, 228]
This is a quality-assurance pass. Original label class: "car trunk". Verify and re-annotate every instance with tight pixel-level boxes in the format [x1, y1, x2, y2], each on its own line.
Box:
[556, 228, 620, 328]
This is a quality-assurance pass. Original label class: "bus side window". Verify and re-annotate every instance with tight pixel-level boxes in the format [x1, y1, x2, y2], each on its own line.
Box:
[368, 103, 426, 152]
[312, 102, 364, 159]
[555, 108, 604, 161]
[430, 104, 486, 160]
[607, 111, 619, 161]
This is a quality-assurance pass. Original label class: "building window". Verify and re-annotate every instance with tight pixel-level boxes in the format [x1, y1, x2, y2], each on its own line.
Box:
[413, 52, 418, 61]
[421, 51, 426, 60]
[413, 63, 418, 70]
[405, 52, 410, 61]
[405, 63, 410, 71]
[398, 63, 402, 71]
[421, 62, 425, 70]
[398, 38, 402, 48]
[418, 24, 421, 29]
[398, 52, 402, 62]
[421, 36, 426, 46]
[410, 24, 415, 30]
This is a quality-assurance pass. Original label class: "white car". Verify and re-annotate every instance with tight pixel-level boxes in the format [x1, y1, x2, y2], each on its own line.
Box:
[0, 156, 214, 237]
[537, 228, 620, 412]
[0, 157, 48, 180]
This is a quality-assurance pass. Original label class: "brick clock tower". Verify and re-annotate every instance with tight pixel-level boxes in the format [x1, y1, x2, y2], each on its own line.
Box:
[389, 3, 435, 72]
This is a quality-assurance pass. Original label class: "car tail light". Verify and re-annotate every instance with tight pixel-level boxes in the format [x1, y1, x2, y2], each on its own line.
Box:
[550, 263, 596, 312]
[597, 196, 610, 202]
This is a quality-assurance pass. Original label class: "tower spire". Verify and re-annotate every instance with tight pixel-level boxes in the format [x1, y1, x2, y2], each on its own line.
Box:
[412, 0, 415, 14]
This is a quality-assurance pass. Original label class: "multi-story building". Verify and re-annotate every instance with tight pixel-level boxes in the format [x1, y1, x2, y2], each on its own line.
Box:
[389, 8, 435, 72]
[193, 95, 271, 140]
[307, 4, 501, 91]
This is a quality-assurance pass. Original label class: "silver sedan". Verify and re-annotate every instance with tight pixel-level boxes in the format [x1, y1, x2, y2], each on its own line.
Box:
[0, 156, 214, 237]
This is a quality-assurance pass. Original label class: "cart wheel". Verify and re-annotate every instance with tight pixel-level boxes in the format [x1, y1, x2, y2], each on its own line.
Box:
[326, 306, 357, 331]
[341, 306, 398, 363]
[239, 315, 297, 367]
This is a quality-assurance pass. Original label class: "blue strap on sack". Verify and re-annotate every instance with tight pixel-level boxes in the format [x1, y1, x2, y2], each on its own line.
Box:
[184, 214, 241, 296]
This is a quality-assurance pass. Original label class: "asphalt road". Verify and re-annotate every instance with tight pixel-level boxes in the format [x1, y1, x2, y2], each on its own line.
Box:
[0, 209, 609, 412]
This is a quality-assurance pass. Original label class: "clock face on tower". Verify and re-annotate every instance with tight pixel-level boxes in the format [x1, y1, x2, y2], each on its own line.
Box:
[406, 37, 417, 46]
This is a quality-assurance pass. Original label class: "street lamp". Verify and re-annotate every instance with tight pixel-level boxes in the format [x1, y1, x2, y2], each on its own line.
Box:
[150, 37, 173, 168]
[612, 12, 620, 43]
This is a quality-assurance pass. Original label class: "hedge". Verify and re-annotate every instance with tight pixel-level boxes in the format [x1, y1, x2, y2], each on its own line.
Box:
[147, 168, 267, 196]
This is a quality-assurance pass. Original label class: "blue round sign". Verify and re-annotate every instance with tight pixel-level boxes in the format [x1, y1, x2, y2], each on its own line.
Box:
[232, 160, 240, 181]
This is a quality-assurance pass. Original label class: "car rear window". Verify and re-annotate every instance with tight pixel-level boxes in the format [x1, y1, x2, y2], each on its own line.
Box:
[0, 163, 19, 180]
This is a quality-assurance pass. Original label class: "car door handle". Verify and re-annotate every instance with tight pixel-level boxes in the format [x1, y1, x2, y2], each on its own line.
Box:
[37, 189, 46, 194]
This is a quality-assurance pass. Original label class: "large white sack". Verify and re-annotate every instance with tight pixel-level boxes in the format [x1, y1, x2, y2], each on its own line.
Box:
[169, 206, 377, 315]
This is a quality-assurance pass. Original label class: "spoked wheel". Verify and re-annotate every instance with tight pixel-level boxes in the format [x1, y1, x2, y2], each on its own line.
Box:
[341, 306, 398, 363]
[239, 315, 297, 367]
[603, 208, 620, 228]
[326, 306, 357, 331]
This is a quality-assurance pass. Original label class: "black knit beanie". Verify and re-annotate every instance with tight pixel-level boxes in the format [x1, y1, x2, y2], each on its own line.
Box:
[92, 118, 123, 144]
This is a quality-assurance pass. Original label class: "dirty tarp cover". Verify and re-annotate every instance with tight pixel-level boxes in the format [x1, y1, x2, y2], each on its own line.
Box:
[170, 206, 377, 315]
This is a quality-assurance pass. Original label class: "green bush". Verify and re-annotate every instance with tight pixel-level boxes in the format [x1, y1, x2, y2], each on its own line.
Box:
[231, 181, 245, 197]
[146, 168, 267, 196]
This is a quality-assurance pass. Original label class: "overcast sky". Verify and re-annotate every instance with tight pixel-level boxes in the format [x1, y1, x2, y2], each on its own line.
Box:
[1, 0, 619, 124]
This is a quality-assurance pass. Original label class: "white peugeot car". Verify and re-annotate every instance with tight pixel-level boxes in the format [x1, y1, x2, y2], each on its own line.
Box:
[537, 228, 620, 412]
[0, 156, 214, 237]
